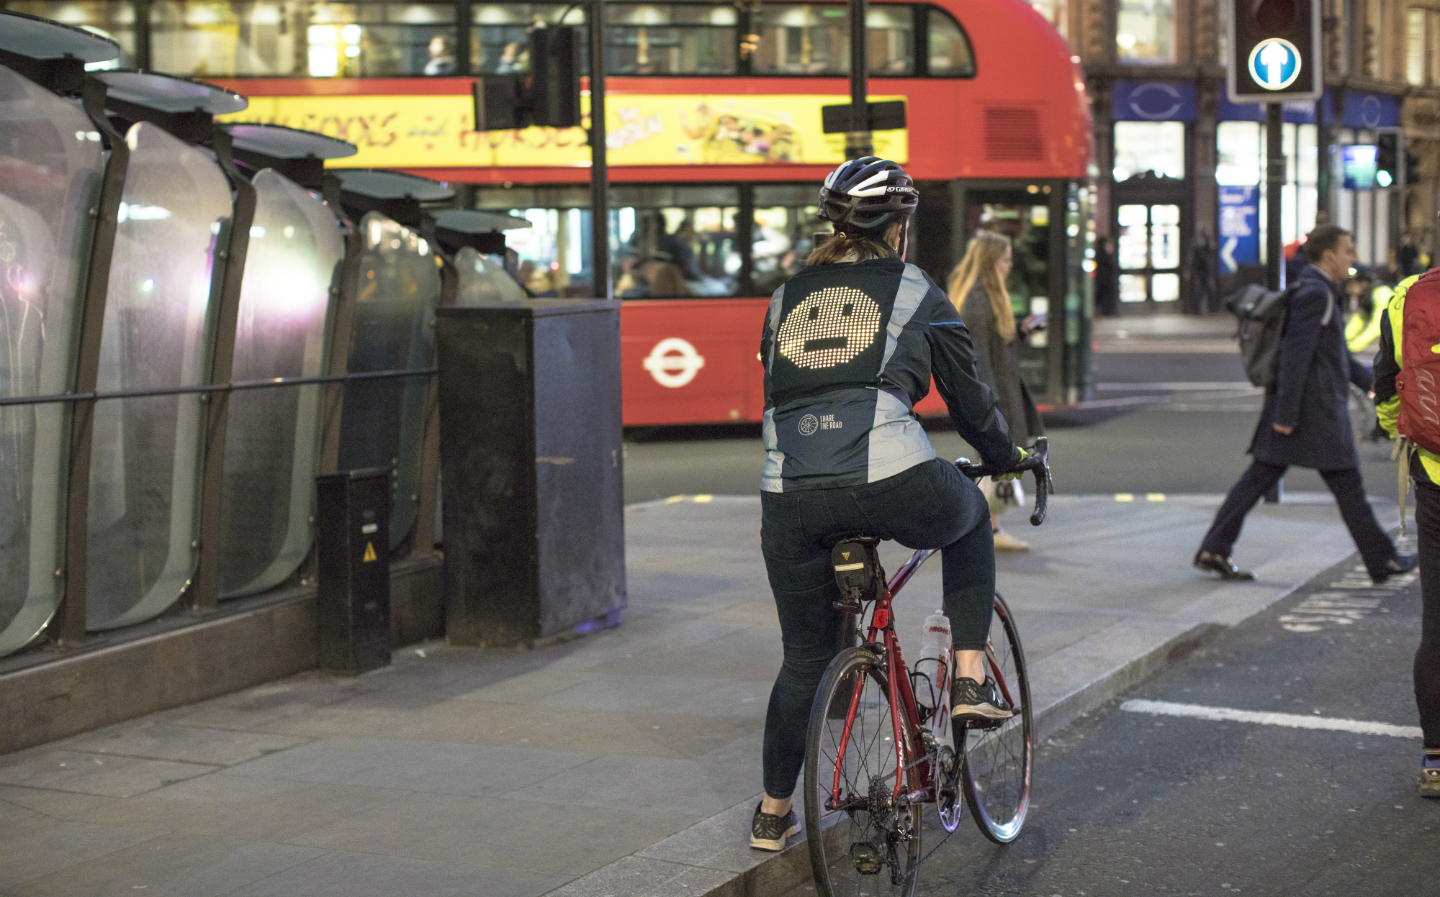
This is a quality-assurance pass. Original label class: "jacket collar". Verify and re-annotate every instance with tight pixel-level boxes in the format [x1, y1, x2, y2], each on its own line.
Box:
[1297, 263, 1341, 293]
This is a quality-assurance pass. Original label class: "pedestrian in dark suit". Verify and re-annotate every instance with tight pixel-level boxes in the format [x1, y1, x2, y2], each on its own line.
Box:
[1195, 225, 1416, 583]
[1094, 237, 1119, 316]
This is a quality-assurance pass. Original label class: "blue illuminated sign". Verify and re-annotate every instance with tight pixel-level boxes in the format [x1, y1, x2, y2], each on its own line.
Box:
[1218, 186, 1259, 274]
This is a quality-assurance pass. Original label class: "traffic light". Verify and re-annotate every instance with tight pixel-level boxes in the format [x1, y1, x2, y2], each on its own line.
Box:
[1376, 131, 1400, 189]
[1228, 0, 1322, 103]
[529, 26, 581, 129]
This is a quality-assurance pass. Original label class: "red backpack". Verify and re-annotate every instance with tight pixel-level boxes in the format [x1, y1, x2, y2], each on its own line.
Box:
[1397, 268, 1440, 455]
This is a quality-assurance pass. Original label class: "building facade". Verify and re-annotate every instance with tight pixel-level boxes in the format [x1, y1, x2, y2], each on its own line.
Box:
[1037, 0, 1440, 311]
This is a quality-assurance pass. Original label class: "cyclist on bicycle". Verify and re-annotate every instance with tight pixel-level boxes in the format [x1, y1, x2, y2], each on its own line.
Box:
[752, 156, 1029, 851]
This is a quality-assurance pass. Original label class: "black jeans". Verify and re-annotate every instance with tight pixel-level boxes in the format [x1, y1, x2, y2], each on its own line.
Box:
[1200, 460, 1395, 578]
[1415, 481, 1440, 748]
[759, 458, 994, 799]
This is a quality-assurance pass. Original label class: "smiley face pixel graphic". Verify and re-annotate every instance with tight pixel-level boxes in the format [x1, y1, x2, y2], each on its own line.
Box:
[776, 286, 882, 370]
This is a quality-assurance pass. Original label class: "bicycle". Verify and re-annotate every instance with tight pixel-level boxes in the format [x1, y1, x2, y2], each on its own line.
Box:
[802, 438, 1052, 897]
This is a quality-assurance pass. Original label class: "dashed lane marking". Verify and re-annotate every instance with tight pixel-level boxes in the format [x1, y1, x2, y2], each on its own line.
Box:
[1120, 699, 1422, 739]
[1279, 593, 1383, 632]
[1115, 493, 1135, 502]
[662, 495, 714, 504]
[1278, 564, 1417, 632]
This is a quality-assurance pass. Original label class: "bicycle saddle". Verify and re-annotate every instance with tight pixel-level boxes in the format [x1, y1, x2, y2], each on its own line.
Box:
[831, 538, 886, 606]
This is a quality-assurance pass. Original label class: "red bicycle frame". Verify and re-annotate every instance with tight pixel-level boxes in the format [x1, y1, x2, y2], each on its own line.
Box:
[827, 543, 1017, 811]
[828, 546, 942, 809]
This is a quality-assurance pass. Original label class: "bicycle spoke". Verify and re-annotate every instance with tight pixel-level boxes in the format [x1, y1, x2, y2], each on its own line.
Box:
[806, 650, 921, 897]
[963, 594, 1033, 844]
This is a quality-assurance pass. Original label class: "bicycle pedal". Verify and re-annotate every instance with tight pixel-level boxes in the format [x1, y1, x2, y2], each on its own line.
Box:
[962, 716, 1009, 731]
[850, 843, 883, 875]
[832, 540, 884, 603]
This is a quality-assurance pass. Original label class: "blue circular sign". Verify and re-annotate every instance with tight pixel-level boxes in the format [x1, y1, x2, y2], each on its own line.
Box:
[1247, 38, 1301, 91]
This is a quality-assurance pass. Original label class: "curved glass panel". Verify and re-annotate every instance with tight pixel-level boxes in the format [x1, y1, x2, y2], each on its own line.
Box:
[453, 247, 525, 305]
[337, 212, 440, 551]
[219, 170, 342, 598]
[0, 66, 104, 656]
[86, 122, 231, 630]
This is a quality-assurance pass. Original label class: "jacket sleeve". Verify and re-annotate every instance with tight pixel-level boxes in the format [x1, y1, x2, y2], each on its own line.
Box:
[1272, 283, 1329, 430]
[1348, 351, 1374, 392]
[956, 285, 998, 390]
[760, 285, 784, 407]
[922, 287, 1020, 468]
[1374, 296, 1400, 438]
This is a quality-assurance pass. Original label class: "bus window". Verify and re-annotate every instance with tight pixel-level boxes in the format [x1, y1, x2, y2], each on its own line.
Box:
[474, 185, 740, 298]
[609, 4, 737, 74]
[964, 196, 1055, 393]
[150, 1, 458, 78]
[753, 184, 823, 295]
[474, 185, 591, 295]
[866, 5, 914, 75]
[472, 4, 575, 75]
[753, 3, 913, 75]
[611, 185, 739, 299]
[926, 6, 975, 77]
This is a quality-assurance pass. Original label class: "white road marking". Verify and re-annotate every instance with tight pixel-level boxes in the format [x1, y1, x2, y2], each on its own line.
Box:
[1120, 699, 1422, 739]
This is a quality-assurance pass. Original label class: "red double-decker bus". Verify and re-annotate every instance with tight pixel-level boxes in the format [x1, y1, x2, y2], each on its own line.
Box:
[215, 0, 1094, 425]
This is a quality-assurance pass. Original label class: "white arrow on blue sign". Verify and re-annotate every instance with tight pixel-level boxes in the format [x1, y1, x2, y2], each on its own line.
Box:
[1247, 38, 1301, 91]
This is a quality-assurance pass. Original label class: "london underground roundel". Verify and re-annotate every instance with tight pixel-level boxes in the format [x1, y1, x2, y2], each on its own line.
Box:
[1247, 38, 1301, 91]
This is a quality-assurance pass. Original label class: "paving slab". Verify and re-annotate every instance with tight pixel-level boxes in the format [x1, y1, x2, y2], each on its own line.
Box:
[0, 491, 1399, 895]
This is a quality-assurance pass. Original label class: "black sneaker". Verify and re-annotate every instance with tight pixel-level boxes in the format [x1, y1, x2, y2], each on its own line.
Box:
[1373, 554, 1418, 585]
[1193, 550, 1257, 581]
[951, 676, 1014, 725]
[750, 802, 800, 851]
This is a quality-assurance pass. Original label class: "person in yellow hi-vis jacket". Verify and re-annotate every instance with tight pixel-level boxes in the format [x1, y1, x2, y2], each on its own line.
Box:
[1373, 270, 1440, 797]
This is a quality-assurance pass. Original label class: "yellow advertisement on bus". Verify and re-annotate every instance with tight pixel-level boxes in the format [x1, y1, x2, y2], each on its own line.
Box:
[221, 93, 908, 168]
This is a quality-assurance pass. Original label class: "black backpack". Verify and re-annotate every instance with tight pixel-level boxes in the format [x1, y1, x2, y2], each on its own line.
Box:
[1226, 284, 1291, 388]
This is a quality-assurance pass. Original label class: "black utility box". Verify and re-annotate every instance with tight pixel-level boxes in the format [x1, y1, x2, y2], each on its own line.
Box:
[436, 300, 626, 648]
[316, 467, 392, 673]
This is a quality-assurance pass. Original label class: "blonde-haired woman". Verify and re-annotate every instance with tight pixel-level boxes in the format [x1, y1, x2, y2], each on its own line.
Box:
[948, 230, 1045, 551]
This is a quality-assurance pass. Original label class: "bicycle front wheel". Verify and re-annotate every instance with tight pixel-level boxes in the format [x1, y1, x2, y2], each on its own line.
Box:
[804, 647, 922, 897]
[961, 592, 1033, 844]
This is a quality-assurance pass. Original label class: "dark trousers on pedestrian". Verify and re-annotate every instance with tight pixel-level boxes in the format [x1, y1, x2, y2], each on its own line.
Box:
[1200, 460, 1395, 577]
[759, 459, 994, 799]
[1413, 481, 1440, 748]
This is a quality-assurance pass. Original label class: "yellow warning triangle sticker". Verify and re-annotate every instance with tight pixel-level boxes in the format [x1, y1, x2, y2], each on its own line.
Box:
[362, 542, 378, 563]
[842, 551, 851, 560]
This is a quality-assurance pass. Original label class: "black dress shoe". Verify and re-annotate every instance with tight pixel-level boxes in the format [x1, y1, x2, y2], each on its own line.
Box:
[1193, 550, 1257, 581]
[1372, 554, 1418, 585]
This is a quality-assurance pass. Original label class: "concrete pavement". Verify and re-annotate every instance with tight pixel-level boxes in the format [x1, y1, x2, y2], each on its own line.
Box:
[0, 488, 1406, 897]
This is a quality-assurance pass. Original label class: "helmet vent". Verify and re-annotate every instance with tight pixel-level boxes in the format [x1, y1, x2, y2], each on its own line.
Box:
[984, 107, 1044, 162]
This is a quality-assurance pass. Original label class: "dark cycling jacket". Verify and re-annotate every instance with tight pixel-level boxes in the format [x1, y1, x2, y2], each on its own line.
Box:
[760, 257, 1019, 492]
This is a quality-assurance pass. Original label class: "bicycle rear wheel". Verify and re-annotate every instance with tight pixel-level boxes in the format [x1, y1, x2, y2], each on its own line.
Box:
[804, 647, 921, 897]
[960, 592, 1033, 844]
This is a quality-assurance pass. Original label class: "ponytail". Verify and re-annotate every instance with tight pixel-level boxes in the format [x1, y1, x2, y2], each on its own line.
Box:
[805, 220, 904, 266]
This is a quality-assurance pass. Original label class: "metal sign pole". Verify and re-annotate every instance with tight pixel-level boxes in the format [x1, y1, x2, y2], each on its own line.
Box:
[1265, 102, 1285, 291]
[589, 0, 610, 298]
[1264, 100, 1284, 504]
[847, 0, 870, 159]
